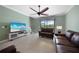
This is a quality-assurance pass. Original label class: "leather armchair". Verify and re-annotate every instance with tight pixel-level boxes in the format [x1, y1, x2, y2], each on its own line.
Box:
[0, 45, 18, 53]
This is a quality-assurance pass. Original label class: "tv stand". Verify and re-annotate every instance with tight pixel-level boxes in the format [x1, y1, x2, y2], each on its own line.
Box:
[9, 31, 27, 40]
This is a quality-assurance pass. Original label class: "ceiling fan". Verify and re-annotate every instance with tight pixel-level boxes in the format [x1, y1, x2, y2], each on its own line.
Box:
[30, 5, 49, 16]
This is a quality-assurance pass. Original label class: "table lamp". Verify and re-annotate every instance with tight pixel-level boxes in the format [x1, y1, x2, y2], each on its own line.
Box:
[56, 26, 62, 34]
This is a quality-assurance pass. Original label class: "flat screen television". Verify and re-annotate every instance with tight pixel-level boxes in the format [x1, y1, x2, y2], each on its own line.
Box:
[10, 22, 26, 32]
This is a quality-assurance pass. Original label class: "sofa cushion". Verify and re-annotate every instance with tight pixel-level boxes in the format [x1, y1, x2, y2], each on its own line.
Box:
[41, 28, 53, 32]
[71, 33, 79, 47]
[65, 30, 75, 41]
[56, 36, 75, 47]
[56, 45, 79, 53]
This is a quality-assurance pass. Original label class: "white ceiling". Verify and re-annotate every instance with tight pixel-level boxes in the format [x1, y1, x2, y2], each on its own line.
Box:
[3, 5, 74, 17]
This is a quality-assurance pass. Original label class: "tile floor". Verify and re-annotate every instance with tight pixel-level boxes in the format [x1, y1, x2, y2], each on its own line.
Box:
[0, 33, 56, 53]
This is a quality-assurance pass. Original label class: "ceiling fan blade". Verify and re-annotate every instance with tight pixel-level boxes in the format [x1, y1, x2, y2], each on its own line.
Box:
[30, 7, 38, 12]
[40, 7, 49, 14]
[41, 13, 48, 16]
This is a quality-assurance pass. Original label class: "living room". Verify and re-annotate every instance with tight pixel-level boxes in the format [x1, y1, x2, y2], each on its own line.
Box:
[0, 5, 79, 53]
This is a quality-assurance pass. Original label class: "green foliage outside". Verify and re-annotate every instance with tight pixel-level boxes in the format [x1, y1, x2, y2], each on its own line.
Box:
[41, 24, 54, 28]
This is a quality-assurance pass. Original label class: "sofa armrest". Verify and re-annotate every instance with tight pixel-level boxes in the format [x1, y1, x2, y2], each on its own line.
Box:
[0, 45, 17, 53]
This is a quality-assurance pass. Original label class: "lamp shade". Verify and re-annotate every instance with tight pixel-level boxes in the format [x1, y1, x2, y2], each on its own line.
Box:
[56, 26, 62, 30]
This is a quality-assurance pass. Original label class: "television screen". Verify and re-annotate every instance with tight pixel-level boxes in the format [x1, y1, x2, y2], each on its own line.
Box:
[10, 22, 26, 32]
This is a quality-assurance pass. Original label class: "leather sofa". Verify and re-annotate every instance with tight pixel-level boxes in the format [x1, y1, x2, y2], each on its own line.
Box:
[0, 45, 18, 53]
[55, 30, 79, 53]
[39, 28, 54, 38]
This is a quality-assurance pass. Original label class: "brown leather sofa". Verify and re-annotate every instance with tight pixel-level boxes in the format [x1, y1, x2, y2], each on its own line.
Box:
[0, 45, 18, 53]
[39, 28, 54, 38]
[55, 30, 79, 53]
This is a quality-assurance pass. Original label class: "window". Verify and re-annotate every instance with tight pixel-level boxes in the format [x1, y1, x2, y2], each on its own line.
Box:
[41, 20, 54, 28]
